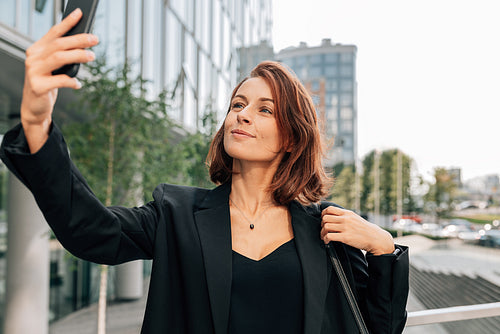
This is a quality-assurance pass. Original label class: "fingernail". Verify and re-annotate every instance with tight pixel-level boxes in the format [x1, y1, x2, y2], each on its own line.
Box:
[71, 8, 82, 18]
[87, 50, 95, 61]
[88, 34, 99, 44]
[74, 78, 82, 89]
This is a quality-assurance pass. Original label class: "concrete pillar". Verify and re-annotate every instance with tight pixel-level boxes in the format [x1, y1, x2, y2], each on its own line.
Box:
[3, 174, 50, 334]
[115, 260, 143, 300]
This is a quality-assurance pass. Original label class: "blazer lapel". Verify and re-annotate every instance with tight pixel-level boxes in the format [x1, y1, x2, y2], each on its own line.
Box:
[290, 201, 332, 334]
[194, 187, 331, 334]
[194, 183, 232, 334]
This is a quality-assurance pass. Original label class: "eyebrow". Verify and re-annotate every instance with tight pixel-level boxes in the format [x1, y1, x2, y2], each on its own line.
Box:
[233, 94, 274, 104]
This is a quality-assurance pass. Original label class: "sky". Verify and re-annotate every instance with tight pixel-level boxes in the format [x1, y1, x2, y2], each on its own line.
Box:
[272, 0, 500, 181]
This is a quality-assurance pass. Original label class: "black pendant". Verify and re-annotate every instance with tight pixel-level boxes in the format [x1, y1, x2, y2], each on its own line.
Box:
[250, 224, 255, 229]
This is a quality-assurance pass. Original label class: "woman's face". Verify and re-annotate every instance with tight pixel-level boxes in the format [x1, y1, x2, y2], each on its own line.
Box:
[223, 77, 284, 166]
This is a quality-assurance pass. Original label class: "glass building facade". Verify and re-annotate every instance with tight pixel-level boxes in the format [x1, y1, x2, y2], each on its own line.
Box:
[0, 0, 273, 330]
[277, 39, 358, 168]
[92, 0, 273, 129]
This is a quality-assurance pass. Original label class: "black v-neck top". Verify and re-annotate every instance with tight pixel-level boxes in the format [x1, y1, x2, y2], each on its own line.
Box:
[228, 239, 304, 334]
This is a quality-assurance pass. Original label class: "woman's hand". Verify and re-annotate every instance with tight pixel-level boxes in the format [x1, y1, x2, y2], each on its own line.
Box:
[21, 8, 99, 153]
[320, 206, 395, 256]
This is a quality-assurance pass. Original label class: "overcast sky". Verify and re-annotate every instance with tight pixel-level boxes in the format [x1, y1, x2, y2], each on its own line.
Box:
[272, 0, 500, 181]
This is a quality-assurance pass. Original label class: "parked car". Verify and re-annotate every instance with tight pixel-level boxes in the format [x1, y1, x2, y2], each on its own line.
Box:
[392, 218, 420, 232]
[478, 230, 500, 248]
[440, 218, 475, 238]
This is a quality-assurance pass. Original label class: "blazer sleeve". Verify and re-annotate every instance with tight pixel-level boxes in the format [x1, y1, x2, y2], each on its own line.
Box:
[0, 123, 161, 265]
[319, 201, 409, 333]
[348, 243, 409, 334]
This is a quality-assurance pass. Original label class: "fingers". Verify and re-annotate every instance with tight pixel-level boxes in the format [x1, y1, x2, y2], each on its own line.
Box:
[43, 8, 83, 41]
[320, 205, 344, 219]
[25, 48, 95, 90]
[29, 76, 82, 96]
[48, 48, 96, 73]
[54, 33, 99, 52]
[320, 206, 363, 245]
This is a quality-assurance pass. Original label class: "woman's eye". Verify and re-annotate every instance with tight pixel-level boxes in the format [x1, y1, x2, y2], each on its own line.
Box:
[232, 102, 244, 109]
[261, 108, 273, 115]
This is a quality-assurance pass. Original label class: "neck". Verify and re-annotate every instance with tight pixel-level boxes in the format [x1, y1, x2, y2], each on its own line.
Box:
[230, 160, 277, 213]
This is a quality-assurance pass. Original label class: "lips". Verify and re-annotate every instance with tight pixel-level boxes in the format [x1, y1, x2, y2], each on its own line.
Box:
[231, 129, 255, 138]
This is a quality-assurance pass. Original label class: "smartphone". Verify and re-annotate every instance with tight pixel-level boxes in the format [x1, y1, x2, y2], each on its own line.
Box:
[52, 0, 100, 78]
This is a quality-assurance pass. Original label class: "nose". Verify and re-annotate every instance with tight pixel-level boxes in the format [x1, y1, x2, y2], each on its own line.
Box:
[236, 106, 252, 124]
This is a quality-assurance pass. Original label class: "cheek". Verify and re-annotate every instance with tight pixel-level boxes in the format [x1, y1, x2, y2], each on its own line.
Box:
[263, 125, 282, 150]
[224, 113, 236, 131]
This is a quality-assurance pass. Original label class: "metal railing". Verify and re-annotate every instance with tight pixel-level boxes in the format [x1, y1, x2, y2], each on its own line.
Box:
[406, 302, 500, 326]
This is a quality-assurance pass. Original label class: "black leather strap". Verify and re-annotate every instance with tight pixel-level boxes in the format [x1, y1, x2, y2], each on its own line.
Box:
[326, 243, 369, 334]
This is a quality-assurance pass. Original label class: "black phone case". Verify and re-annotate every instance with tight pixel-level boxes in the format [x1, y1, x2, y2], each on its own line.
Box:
[52, 0, 100, 78]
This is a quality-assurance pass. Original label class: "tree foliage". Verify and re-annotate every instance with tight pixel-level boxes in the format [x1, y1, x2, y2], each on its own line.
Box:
[64, 59, 187, 206]
[329, 164, 356, 210]
[424, 167, 458, 220]
[359, 149, 415, 215]
[178, 102, 219, 188]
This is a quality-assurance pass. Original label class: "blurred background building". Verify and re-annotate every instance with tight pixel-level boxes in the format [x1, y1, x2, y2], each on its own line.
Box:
[277, 39, 358, 168]
[237, 38, 358, 169]
[0, 0, 272, 332]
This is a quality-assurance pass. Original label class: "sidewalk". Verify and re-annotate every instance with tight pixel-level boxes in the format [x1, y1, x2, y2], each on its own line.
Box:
[49, 282, 148, 334]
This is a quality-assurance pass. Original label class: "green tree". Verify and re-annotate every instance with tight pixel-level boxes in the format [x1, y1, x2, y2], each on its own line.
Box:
[424, 167, 458, 220]
[63, 58, 183, 333]
[360, 149, 415, 216]
[329, 164, 356, 209]
[179, 103, 219, 188]
[360, 151, 375, 213]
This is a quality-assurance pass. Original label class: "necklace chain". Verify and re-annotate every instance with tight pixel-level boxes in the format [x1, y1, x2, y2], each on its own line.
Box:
[229, 198, 274, 230]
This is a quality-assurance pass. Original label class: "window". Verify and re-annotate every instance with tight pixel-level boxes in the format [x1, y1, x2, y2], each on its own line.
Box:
[327, 109, 338, 121]
[212, 2, 222, 67]
[105, 0, 126, 67]
[222, 14, 231, 70]
[340, 53, 353, 63]
[340, 65, 352, 77]
[326, 80, 338, 91]
[340, 94, 353, 107]
[329, 94, 339, 106]
[324, 53, 338, 64]
[296, 56, 306, 66]
[165, 10, 181, 89]
[184, 34, 198, 95]
[341, 120, 353, 132]
[126, 0, 143, 78]
[308, 65, 322, 78]
[309, 54, 322, 65]
[171, 0, 187, 23]
[325, 65, 337, 77]
[341, 80, 353, 92]
[32, 0, 54, 41]
[0, 0, 15, 26]
[340, 107, 353, 120]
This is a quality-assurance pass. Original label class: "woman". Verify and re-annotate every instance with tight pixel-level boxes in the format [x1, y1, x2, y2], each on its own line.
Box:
[1, 8, 409, 334]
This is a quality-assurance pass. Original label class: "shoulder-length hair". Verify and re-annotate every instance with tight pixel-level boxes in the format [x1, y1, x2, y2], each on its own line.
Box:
[207, 61, 332, 205]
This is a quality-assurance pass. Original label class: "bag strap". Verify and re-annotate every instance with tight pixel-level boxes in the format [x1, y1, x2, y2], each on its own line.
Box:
[318, 201, 369, 333]
[326, 242, 369, 334]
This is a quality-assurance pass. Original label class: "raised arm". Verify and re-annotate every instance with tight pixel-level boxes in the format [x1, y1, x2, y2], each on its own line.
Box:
[21, 8, 98, 153]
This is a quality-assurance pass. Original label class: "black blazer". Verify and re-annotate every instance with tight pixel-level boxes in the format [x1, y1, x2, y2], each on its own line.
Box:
[1, 123, 409, 334]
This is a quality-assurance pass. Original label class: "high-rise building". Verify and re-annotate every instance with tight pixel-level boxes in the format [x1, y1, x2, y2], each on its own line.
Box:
[237, 40, 275, 81]
[277, 38, 358, 168]
[0, 0, 273, 130]
[0, 0, 273, 331]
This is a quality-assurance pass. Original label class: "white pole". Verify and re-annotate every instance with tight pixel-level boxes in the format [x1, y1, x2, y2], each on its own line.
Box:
[4, 174, 50, 334]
